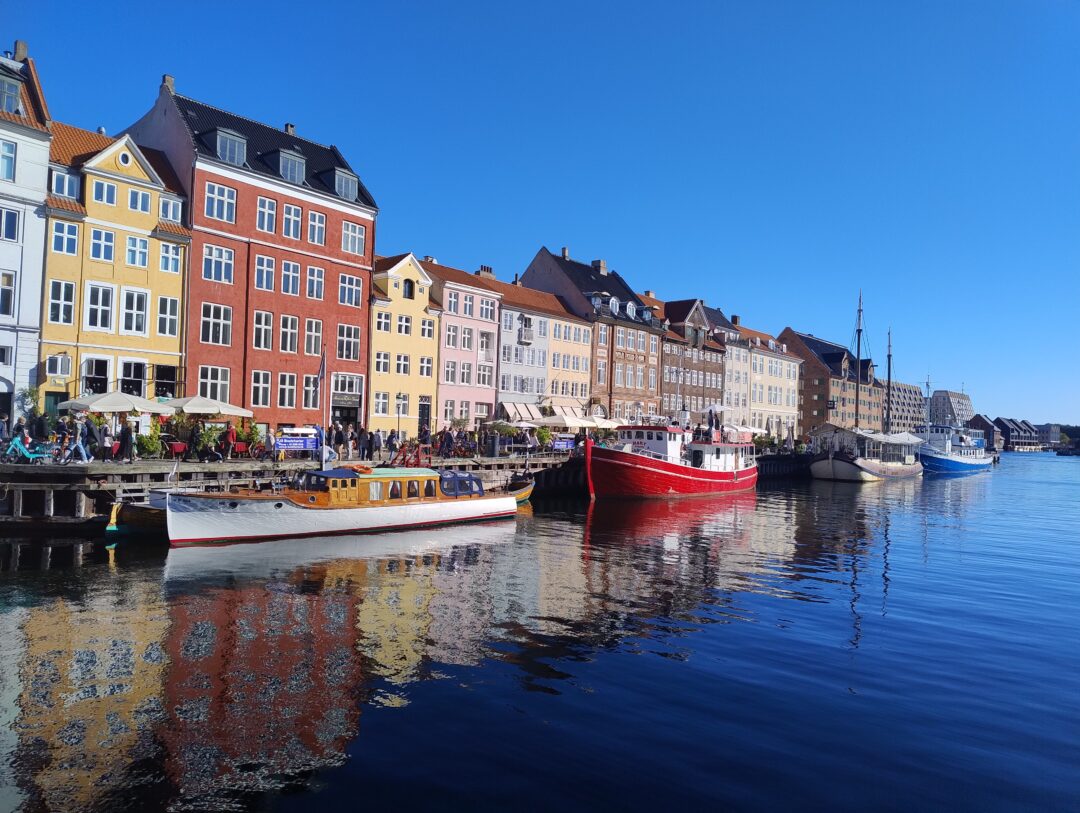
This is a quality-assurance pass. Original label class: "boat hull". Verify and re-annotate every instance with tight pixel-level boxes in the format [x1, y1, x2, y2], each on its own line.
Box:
[586, 443, 757, 498]
[810, 452, 923, 482]
[919, 449, 993, 474]
[166, 492, 518, 547]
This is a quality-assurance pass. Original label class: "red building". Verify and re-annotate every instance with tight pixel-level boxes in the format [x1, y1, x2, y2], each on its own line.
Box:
[126, 75, 377, 429]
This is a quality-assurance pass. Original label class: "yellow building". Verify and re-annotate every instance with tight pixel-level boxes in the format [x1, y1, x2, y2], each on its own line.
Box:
[368, 253, 440, 436]
[545, 313, 593, 415]
[39, 123, 189, 414]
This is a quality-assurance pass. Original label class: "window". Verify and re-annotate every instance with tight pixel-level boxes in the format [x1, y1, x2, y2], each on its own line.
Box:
[397, 315, 411, 335]
[205, 183, 236, 222]
[397, 393, 410, 417]
[421, 319, 434, 339]
[477, 364, 493, 387]
[255, 255, 274, 290]
[460, 363, 472, 385]
[502, 311, 514, 331]
[251, 370, 271, 407]
[93, 180, 116, 205]
[305, 318, 322, 356]
[342, 221, 365, 255]
[395, 354, 411, 375]
[308, 211, 325, 244]
[283, 204, 302, 239]
[375, 311, 391, 332]
[128, 189, 150, 213]
[281, 261, 300, 295]
[307, 266, 325, 300]
[202, 245, 234, 283]
[159, 242, 181, 273]
[121, 289, 148, 335]
[160, 197, 182, 222]
[446, 291, 459, 313]
[339, 273, 362, 306]
[157, 296, 178, 337]
[48, 280, 74, 324]
[303, 375, 320, 409]
[0, 208, 17, 242]
[463, 295, 474, 317]
[90, 229, 114, 261]
[335, 171, 358, 200]
[51, 170, 79, 198]
[82, 358, 109, 393]
[0, 141, 14, 182]
[280, 315, 299, 353]
[201, 303, 232, 345]
[375, 351, 390, 373]
[256, 197, 277, 232]
[0, 79, 19, 114]
[420, 356, 433, 377]
[52, 221, 77, 254]
[444, 360, 457, 384]
[338, 324, 361, 360]
[0, 271, 14, 317]
[280, 152, 305, 184]
[216, 131, 246, 165]
[480, 298, 495, 320]
[598, 324, 608, 346]
[45, 354, 71, 377]
[120, 361, 146, 397]
[402, 278, 415, 299]
[461, 327, 473, 351]
[637, 331, 646, 351]
[85, 283, 113, 331]
[615, 363, 624, 387]
[125, 236, 148, 267]
[278, 373, 297, 408]
[445, 324, 458, 348]
[537, 319, 548, 337]
[374, 392, 389, 415]
[253, 310, 272, 350]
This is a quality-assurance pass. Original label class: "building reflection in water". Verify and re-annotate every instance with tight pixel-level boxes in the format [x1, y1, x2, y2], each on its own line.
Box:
[0, 474, 996, 811]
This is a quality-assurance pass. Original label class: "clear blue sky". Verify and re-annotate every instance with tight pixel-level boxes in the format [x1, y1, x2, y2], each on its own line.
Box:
[9, 1, 1079, 421]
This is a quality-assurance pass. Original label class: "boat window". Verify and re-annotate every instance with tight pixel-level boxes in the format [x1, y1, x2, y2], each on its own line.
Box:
[646, 432, 654, 440]
[331, 479, 339, 489]
[389, 481, 402, 499]
[424, 480, 436, 498]
[368, 481, 383, 501]
[407, 480, 420, 498]
[635, 431, 645, 439]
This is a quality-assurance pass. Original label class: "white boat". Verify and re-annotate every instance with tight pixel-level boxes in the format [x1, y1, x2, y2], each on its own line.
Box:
[810, 425, 924, 481]
[166, 466, 518, 547]
[917, 425, 994, 473]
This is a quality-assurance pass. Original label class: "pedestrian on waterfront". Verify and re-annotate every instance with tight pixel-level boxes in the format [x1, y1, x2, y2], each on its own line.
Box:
[357, 427, 369, 460]
[101, 422, 115, 462]
[0, 412, 8, 442]
[222, 422, 237, 460]
[117, 416, 135, 464]
[70, 415, 90, 463]
[184, 421, 200, 462]
[346, 423, 356, 460]
[387, 429, 399, 458]
[333, 422, 346, 460]
[265, 428, 276, 461]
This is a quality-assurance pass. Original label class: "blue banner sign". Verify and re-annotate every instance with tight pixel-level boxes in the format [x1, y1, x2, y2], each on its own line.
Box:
[276, 436, 318, 450]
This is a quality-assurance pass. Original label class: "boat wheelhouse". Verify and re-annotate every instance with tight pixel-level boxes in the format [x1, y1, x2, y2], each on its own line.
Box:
[166, 466, 517, 546]
[585, 424, 758, 498]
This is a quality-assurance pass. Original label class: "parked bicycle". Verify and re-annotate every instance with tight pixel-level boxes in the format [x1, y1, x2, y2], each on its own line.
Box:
[1, 436, 54, 465]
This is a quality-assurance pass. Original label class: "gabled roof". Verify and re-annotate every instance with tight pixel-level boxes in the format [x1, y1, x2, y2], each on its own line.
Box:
[789, 330, 868, 379]
[169, 92, 376, 209]
[50, 122, 187, 196]
[541, 247, 644, 308]
[701, 306, 737, 333]
[661, 298, 705, 326]
[0, 54, 50, 132]
[420, 257, 586, 322]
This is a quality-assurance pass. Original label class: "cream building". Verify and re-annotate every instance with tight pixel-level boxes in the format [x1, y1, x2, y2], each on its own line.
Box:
[738, 322, 802, 439]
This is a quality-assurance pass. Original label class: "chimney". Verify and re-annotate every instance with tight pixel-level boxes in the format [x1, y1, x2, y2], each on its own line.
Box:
[13, 40, 28, 62]
[96, 126, 106, 135]
[561, 246, 570, 260]
[731, 314, 741, 326]
[592, 259, 608, 276]
[644, 289, 655, 298]
[161, 74, 175, 93]
[285, 122, 296, 136]
[476, 264, 495, 279]
[512, 273, 522, 287]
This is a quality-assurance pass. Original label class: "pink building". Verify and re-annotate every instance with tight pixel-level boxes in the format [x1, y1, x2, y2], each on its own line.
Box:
[421, 258, 501, 429]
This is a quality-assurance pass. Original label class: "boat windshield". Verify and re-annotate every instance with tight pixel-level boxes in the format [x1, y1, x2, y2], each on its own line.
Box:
[439, 470, 485, 498]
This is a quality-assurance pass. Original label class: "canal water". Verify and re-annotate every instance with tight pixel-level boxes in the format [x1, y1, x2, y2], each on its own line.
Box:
[0, 454, 1076, 812]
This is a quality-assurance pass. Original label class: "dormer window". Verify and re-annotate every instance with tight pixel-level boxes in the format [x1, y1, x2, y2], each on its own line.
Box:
[335, 170, 358, 201]
[215, 130, 246, 166]
[609, 296, 619, 314]
[626, 302, 636, 320]
[279, 151, 305, 184]
[160, 197, 182, 222]
[591, 295, 602, 310]
[0, 79, 20, 115]
[51, 170, 79, 199]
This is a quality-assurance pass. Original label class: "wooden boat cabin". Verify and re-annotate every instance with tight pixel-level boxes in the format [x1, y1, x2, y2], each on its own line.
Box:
[287, 467, 488, 508]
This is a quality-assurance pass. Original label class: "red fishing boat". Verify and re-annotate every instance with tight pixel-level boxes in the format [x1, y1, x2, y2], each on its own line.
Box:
[585, 424, 758, 498]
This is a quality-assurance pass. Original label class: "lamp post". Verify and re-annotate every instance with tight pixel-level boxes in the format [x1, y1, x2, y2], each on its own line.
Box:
[396, 393, 405, 438]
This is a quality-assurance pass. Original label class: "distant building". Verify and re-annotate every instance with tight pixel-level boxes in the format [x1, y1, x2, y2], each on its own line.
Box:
[778, 328, 882, 435]
[967, 414, 1002, 451]
[993, 417, 1040, 451]
[1034, 423, 1062, 447]
[883, 380, 925, 434]
[929, 390, 975, 426]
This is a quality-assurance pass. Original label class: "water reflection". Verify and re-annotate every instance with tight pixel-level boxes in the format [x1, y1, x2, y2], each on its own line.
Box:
[0, 473, 1010, 812]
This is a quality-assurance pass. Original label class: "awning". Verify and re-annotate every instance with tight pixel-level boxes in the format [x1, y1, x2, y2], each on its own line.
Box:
[500, 402, 544, 422]
[553, 405, 585, 417]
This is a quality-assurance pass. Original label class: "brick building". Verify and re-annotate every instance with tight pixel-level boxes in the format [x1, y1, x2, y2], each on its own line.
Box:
[126, 75, 377, 430]
[522, 247, 664, 421]
[967, 414, 1002, 451]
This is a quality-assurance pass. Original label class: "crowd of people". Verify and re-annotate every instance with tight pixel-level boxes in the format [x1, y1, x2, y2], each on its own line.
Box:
[0, 410, 137, 464]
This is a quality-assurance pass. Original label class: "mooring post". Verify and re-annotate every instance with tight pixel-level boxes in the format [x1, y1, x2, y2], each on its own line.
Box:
[43, 488, 54, 518]
[11, 489, 22, 519]
[39, 546, 51, 570]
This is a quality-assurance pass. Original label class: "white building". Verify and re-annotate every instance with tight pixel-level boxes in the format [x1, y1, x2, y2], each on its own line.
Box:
[0, 42, 51, 420]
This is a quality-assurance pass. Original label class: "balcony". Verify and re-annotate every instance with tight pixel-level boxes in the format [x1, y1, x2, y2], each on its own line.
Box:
[517, 327, 534, 344]
[478, 350, 495, 364]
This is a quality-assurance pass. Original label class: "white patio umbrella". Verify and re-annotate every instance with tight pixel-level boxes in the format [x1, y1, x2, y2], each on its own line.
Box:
[535, 414, 592, 429]
[58, 391, 175, 415]
[165, 395, 253, 418]
[589, 417, 621, 429]
[511, 421, 539, 429]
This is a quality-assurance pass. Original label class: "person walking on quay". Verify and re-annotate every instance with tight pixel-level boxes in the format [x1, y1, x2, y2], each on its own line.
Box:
[0, 412, 8, 443]
[221, 422, 237, 460]
[333, 422, 346, 460]
[357, 427, 369, 460]
[387, 429, 399, 458]
[372, 428, 383, 461]
[117, 416, 135, 464]
[346, 423, 356, 460]
[70, 415, 90, 464]
[183, 420, 200, 462]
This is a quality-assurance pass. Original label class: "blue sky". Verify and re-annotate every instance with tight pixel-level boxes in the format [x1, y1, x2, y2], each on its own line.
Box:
[10, 1, 1080, 421]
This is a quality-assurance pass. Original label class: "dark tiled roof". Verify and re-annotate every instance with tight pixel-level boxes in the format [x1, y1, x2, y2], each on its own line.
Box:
[170, 93, 376, 209]
[791, 331, 871, 380]
[701, 306, 736, 333]
[662, 298, 700, 325]
[142, 146, 186, 195]
[542, 248, 643, 308]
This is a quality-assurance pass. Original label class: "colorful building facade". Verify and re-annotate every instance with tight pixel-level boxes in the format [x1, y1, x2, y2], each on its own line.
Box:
[38, 124, 189, 413]
[368, 254, 440, 436]
[125, 75, 377, 429]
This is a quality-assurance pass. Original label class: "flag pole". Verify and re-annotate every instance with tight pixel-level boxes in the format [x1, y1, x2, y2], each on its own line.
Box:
[320, 343, 329, 469]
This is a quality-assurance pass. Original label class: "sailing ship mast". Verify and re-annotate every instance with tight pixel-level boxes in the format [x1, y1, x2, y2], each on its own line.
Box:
[854, 292, 863, 430]
[885, 328, 893, 434]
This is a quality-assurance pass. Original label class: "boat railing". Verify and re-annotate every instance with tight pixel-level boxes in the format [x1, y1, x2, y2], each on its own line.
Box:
[622, 445, 686, 466]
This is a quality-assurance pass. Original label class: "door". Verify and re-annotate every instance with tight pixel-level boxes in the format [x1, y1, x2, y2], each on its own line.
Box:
[418, 399, 431, 432]
[44, 392, 65, 417]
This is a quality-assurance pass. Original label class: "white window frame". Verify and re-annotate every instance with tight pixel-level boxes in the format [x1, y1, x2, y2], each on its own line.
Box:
[251, 370, 271, 407]
[202, 244, 234, 283]
[282, 204, 302, 239]
[342, 221, 366, 255]
[375, 311, 391, 332]
[280, 314, 299, 353]
[256, 197, 277, 233]
[159, 242, 181, 273]
[374, 351, 390, 373]
[304, 318, 322, 356]
[303, 375, 320, 410]
[337, 323, 361, 361]
[338, 273, 362, 307]
[157, 295, 179, 337]
[199, 365, 230, 401]
[281, 261, 300, 296]
[120, 286, 150, 337]
[128, 189, 151, 213]
[90, 228, 114, 262]
[278, 372, 297, 408]
[159, 197, 182, 222]
[252, 310, 273, 351]
[48, 279, 75, 325]
[255, 255, 274, 291]
[200, 302, 233, 346]
[52, 221, 78, 255]
[125, 236, 149, 268]
[307, 266, 325, 300]
[92, 180, 116, 205]
[83, 282, 116, 333]
[204, 182, 236, 223]
[307, 210, 326, 244]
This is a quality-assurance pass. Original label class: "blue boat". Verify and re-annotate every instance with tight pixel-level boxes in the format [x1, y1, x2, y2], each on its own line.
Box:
[917, 424, 994, 474]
